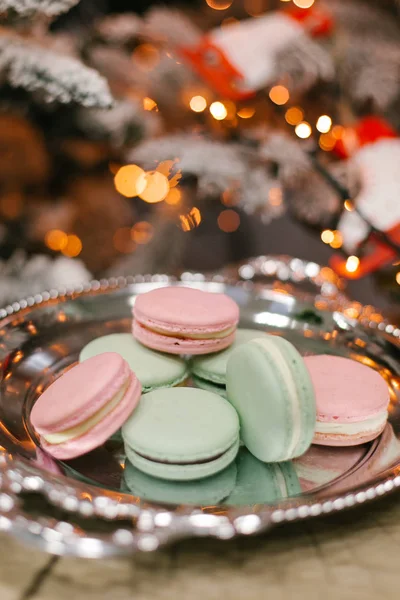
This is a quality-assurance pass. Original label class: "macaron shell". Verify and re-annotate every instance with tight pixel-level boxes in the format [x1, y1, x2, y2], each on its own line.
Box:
[122, 387, 239, 463]
[192, 375, 227, 399]
[31, 353, 130, 433]
[39, 374, 141, 460]
[133, 286, 239, 334]
[191, 328, 270, 385]
[305, 355, 389, 423]
[226, 336, 316, 462]
[133, 320, 236, 355]
[313, 423, 386, 447]
[80, 334, 188, 391]
[122, 460, 237, 505]
[125, 438, 240, 481]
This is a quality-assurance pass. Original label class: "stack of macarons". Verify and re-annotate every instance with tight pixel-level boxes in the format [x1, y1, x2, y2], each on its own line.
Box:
[30, 285, 390, 493]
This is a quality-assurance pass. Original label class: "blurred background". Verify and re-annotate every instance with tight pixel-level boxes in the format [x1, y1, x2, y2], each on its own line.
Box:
[0, 0, 399, 313]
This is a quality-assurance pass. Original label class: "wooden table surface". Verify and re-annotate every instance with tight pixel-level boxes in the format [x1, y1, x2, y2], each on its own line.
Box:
[2, 486, 400, 600]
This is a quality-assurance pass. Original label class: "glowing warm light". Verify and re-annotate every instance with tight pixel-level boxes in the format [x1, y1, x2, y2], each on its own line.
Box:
[285, 106, 303, 125]
[218, 209, 241, 232]
[319, 132, 336, 151]
[190, 96, 207, 112]
[330, 231, 343, 249]
[132, 44, 160, 70]
[295, 121, 312, 139]
[114, 165, 146, 198]
[131, 221, 154, 245]
[396, 272, 400, 285]
[321, 229, 335, 244]
[237, 107, 255, 119]
[165, 188, 182, 205]
[113, 228, 137, 254]
[293, 0, 315, 7]
[224, 100, 237, 119]
[244, 0, 268, 17]
[143, 97, 157, 111]
[269, 85, 290, 105]
[332, 125, 345, 140]
[205, 0, 233, 9]
[179, 207, 202, 231]
[269, 187, 282, 207]
[344, 200, 355, 212]
[221, 189, 237, 206]
[316, 115, 332, 133]
[62, 235, 82, 258]
[210, 101, 228, 120]
[45, 229, 68, 251]
[138, 171, 170, 204]
[346, 256, 360, 273]
[221, 17, 238, 27]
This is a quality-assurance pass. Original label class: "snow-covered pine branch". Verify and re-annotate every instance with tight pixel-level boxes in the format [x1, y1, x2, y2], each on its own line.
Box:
[0, 0, 79, 18]
[0, 37, 113, 107]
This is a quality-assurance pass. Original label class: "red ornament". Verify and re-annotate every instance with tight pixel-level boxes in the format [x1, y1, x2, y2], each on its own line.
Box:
[330, 116, 400, 279]
[179, 6, 333, 101]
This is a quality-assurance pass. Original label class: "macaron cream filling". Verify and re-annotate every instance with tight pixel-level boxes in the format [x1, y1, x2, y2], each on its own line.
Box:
[134, 320, 236, 340]
[132, 439, 239, 466]
[315, 411, 388, 437]
[43, 377, 132, 445]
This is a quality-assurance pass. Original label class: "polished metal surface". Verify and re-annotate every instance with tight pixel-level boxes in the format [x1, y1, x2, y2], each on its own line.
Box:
[0, 255, 399, 557]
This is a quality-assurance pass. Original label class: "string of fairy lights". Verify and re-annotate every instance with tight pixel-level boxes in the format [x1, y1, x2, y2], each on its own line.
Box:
[43, 0, 399, 284]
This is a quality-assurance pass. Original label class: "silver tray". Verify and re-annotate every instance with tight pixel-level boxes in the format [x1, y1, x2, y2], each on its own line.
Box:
[0, 255, 399, 558]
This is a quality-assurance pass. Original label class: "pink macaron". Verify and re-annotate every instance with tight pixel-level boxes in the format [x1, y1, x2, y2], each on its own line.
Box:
[305, 355, 389, 447]
[30, 353, 141, 460]
[132, 286, 239, 355]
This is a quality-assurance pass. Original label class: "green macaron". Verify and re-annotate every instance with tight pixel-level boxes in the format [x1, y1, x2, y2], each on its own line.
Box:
[80, 333, 188, 392]
[122, 387, 240, 481]
[226, 335, 316, 463]
[122, 460, 237, 506]
[191, 328, 269, 387]
[191, 375, 227, 399]
[226, 448, 301, 506]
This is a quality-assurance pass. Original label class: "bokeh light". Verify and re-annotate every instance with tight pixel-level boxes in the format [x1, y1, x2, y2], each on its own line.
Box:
[330, 231, 343, 249]
[293, 0, 315, 7]
[138, 171, 170, 203]
[269, 187, 283, 207]
[295, 122, 312, 139]
[396, 272, 400, 285]
[131, 221, 154, 245]
[316, 115, 332, 133]
[332, 125, 345, 140]
[218, 209, 241, 232]
[346, 256, 360, 273]
[190, 95, 207, 112]
[244, 0, 269, 17]
[344, 200, 355, 212]
[179, 207, 202, 231]
[132, 44, 160, 71]
[113, 228, 137, 253]
[237, 107, 255, 119]
[45, 229, 68, 251]
[165, 188, 182, 205]
[143, 97, 157, 111]
[269, 85, 290, 105]
[205, 0, 233, 9]
[319, 132, 336, 151]
[210, 101, 228, 120]
[62, 234, 82, 258]
[285, 107, 303, 125]
[114, 164, 146, 198]
[321, 229, 335, 244]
